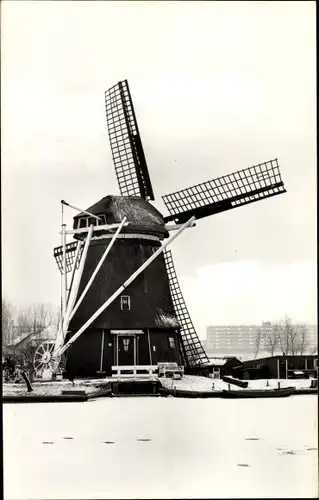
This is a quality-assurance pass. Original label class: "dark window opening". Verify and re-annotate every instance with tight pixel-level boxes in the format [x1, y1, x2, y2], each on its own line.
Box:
[297, 359, 306, 370]
[98, 214, 106, 226]
[79, 218, 87, 228]
[287, 360, 295, 370]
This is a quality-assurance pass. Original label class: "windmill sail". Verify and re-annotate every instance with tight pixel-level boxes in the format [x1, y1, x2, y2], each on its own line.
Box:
[104, 80, 155, 200]
[53, 242, 83, 274]
[162, 158, 286, 223]
[163, 249, 210, 368]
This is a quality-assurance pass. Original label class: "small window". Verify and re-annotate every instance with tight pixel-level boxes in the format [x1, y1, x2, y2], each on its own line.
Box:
[120, 295, 131, 311]
[88, 217, 96, 226]
[79, 217, 88, 228]
[168, 337, 175, 349]
[287, 360, 294, 370]
[98, 214, 106, 226]
[123, 338, 130, 352]
[152, 345, 156, 352]
[297, 359, 306, 370]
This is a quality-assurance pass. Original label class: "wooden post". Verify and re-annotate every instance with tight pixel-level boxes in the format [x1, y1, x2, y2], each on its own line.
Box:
[116, 335, 119, 367]
[61, 224, 67, 319]
[99, 330, 105, 372]
[133, 335, 136, 380]
[285, 358, 288, 379]
[20, 371, 33, 393]
[277, 358, 280, 379]
[147, 329, 152, 368]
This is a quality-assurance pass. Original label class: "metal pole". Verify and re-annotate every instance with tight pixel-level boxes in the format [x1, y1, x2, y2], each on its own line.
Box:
[165, 222, 196, 231]
[62, 224, 67, 319]
[61, 200, 102, 221]
[57, 216, 195, 357]
[68, 217, 127, 322]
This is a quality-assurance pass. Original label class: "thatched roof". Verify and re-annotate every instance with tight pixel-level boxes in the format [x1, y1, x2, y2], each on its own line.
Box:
[73, 195, 168, 238]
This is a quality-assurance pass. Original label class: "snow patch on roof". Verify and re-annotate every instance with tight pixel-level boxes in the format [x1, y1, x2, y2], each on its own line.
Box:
[109, 196, 163, 227]
[154, 308, 180, 328]
[208, 357, 227, 366]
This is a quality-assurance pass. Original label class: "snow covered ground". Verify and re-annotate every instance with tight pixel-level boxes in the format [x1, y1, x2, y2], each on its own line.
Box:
[161, 375, 315, 392]
[3, 379, 110, 397]
[4, 395, 318, 499]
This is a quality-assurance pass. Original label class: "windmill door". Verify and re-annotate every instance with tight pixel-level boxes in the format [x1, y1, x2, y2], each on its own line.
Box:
[118, 336, 135, 366]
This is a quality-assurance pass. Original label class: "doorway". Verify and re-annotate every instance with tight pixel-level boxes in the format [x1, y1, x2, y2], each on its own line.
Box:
[117, 335, 136, 366]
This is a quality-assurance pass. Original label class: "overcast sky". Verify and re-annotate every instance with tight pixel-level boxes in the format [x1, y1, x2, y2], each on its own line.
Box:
[1, 1, 316, 338]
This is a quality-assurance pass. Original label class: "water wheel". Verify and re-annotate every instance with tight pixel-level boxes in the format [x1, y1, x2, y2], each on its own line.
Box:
[33, 341, 61, 378]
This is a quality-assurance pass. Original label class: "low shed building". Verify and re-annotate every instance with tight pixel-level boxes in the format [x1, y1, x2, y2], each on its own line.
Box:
[232, 355, 317, 380]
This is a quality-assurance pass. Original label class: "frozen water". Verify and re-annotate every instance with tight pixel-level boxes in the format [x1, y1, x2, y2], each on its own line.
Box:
[3, 395, 318, 499]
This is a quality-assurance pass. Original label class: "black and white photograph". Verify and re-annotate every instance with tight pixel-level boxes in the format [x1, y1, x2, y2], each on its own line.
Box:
[2, 1, 317, 498]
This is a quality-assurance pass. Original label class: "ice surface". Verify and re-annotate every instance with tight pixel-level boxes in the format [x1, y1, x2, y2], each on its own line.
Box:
[4, 396, 318, 499]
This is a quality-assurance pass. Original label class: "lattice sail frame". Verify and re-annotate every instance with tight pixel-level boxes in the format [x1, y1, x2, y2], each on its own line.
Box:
[104, 80, 154, 200]
[162, 158, 286, 223]
[163, 249, 210, 368]
[53, 242, 83, 274]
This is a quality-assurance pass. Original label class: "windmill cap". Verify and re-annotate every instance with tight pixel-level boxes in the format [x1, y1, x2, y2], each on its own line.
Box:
[73, 195, 169, 238]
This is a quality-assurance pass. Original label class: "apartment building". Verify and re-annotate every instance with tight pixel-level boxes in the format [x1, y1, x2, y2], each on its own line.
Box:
[205, 322, 317, 358]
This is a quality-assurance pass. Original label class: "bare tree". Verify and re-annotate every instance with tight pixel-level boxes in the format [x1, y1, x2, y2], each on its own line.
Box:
[10, 303, 58, 381]
[2, 298, 15, 347]
[263, 321, 280, 356]
[253, 328, 263, 359]
[15, 341, 39, 381]
[16, 303, 56, 338]
[276, 317, 311, 356]
[294, 323, 309, 355]
[277, 316, 297, 355]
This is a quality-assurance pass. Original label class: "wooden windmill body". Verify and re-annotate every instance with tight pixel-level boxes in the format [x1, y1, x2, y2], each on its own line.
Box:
[66, 196, 183, 377]
[34, 80, 287, 379]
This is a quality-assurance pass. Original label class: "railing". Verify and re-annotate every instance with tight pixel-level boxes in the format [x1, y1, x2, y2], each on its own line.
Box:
[111, 365, 159, 380]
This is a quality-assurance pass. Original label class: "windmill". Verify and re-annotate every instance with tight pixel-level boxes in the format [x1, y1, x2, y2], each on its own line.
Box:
[33, 80, 286, 379]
